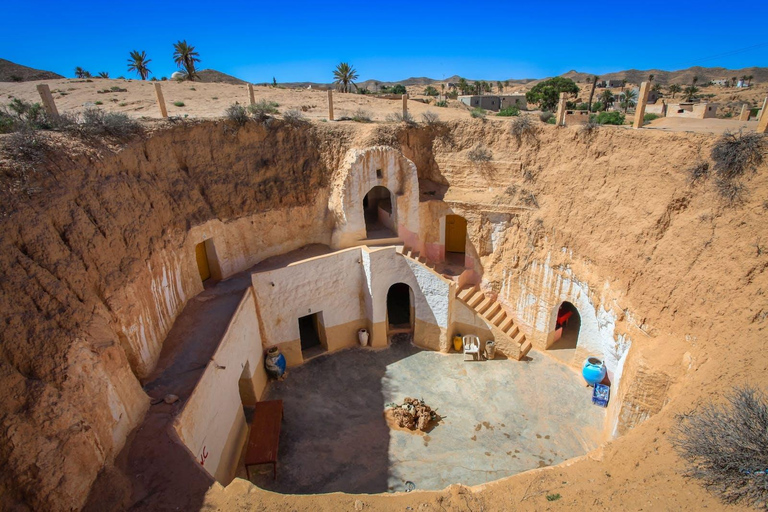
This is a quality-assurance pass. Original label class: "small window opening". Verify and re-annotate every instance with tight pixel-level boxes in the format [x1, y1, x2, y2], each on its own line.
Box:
[376, 169, 382, 179]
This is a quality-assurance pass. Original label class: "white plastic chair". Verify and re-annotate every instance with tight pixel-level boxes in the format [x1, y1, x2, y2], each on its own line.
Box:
[462, 335, 481, 361]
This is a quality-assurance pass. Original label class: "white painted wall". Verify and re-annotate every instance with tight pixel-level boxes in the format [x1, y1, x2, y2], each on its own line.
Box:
[251, 248, 367, 348]
[329, 147, 420, 248]
[174, 288, 266, 484]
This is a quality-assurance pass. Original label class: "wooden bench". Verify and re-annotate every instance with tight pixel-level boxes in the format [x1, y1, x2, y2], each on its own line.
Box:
[244, 399, 283, 480]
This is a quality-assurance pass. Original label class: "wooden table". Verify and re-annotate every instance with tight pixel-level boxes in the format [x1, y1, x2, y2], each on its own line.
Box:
[244, 399, 283, 480]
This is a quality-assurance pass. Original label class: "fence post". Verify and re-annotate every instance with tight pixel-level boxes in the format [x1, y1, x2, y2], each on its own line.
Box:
[36, 84, 59, 117]
[555, 92, 567, 126]
[248, 83, 256, 106]
[402, 94, 408, 118]
[154, 82, 168, 118]
[328, 89, 334, 121]
[633, 81, 650, 129]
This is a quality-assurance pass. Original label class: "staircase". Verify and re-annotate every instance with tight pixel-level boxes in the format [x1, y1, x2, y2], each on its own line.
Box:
[457, 284, 532, 360]
[399, 245, 532, 361]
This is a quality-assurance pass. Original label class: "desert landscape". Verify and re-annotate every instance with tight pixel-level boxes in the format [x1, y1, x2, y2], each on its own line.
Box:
[1, 25, 767, 512]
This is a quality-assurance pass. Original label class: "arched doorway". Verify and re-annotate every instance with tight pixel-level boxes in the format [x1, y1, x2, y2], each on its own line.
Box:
[548, 301, 581, 365]
[386, 283, 413, 334]
[363, 186, 396, 239]
[444, 215, 467, 266]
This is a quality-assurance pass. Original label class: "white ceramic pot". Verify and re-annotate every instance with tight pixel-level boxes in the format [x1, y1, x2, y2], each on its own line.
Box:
[358, 328, 369, 347]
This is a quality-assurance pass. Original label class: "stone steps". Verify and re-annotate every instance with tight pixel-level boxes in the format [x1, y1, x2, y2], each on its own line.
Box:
[456, 284, 531, 361]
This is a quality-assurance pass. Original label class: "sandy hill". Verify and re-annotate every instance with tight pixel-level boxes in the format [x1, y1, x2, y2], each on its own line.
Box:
[195, 69, 248, 85]
[0, 58, 63, 82]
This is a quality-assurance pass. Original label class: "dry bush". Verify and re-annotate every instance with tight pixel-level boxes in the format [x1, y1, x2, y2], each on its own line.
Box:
[2, 129, 51, 163]
[539, 111, 554, 123]
[283, 109, 306, 124]
[467, 144, 492, 162]
[579, 120, 599, 139]
[352, 109, 372, 123]
[510, 115, 539, 144]
[421, 110, 441, 125]
[710, 131, 764, 203]
[686, 160, 710, 185]
[386, 111, 415, 125]
[248, 99, 279, 120]
[671, 386, 768, 508]
[224, 103, 249, 126]
[77, 108, 142, 139]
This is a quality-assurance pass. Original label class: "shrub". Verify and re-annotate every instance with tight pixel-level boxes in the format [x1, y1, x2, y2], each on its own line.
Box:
[224, 103, 249, 126]
[435, 100, 448, 107]
[594, 111, 625, 125]
[352, 109, 372, 122]
[283, 108, 306, 124]
[423, 85, 439, 97]
[7, 98, 46, 127]
[539, 111, 554, 123]
[711, 131, 764, 203]
[2, 129, 50, 162]
[386, 111, 415, 124]
[643, 113, 660, 123]
[546, 493, 561, 502]
[94, 101, 103, 105]
[470, 107, 486, 119]
[421, 111, 440, 125]
[467, 144, 492, 162]
[497, 105, 520, 117]
[0, 111, 15, 133]
[381, 84, 406, 95]
[576, 102, 590, 110]
[671, 386, 768, 507]
[686, 160, 710, 184]
[579, 120, 599, 138]
[77, 108, 142, 138]
[173, 101, 185, 107]
[9, 75, 22, 82]
[592, 101, 604, 111]
[248, 99, 279, 119]
[510, 116, 539, 143]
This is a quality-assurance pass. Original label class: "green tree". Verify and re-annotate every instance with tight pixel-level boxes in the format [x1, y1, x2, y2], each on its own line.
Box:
[652, 83, 663, 93]
[620, 87, 637, 113]
[173, 40, 200, 80]
[600, 89, 615, 109]
[272, 77, 277, 87]
[747, 74, 754, 86]
[497, 81, 504, 93]
[74, 67, 90, 78]
[457, 77, 470, 95]
[423, 85, 439, 96]
[684, 85, 699, 101]
[525, 77, 579, 111]
[97, 71, 109, 78]
[648, 73, 655, 83]
[127, 50, 151, 80]
[668, 84, 682, 99]
[333, 62, 359, 93]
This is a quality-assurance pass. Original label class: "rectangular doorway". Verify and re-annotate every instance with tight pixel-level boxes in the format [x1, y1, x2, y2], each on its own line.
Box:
[298, 312, 326, 359]
[195, 241, 211, 282]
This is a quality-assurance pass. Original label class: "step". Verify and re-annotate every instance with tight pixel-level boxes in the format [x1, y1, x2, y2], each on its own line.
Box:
[505, 324, 519, 339]
[513, 331, 526, 346]
[490, 309, 507, 327]
[500, 317, 514, 332]
[484, 303, 502, 321]
[519, 340, 532, 359]
[457, 286, 476, 301]
[467, 291, 485, 308]
[476, 297, 494, 315]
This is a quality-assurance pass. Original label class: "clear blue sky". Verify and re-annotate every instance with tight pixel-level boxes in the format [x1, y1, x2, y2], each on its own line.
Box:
[3, 0, 767, 82]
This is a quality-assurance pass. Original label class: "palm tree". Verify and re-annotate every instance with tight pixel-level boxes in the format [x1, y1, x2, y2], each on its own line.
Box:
[747, 75, 754, 86]
[332, 62, 359, 93]
[600, 89, 614, 110]
[684, 85, 699, 101]
[731, 76, 738, 87]
[652, 83, 662, 93]
[457, 77, 469, 95]
[173, 40, 200, 80]
[621, 87, 637, 113]
[648, 73, 655, 83]
[74, 67, 90, 78]
[127, 50, 152, 80]
[97, 71, 109, 78]
[668, 84, 682, 99]
[587, 75, 598, 113]
[497, 81, 504, 93]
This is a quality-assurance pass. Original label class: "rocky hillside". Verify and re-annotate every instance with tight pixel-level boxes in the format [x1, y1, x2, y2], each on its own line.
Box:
[0, 58, 63, 82]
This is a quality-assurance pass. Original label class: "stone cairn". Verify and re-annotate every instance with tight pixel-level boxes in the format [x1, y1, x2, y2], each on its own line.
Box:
[387, 397, 437, 431]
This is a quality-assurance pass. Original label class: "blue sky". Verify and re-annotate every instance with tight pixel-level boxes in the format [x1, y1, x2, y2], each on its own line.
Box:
[3, 0, 767, 82]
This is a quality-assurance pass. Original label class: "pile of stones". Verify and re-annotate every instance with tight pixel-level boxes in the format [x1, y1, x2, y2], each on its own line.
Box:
[388, 397, 437, 431]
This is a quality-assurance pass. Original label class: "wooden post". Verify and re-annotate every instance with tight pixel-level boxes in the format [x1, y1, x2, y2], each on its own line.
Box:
[328, 89, 334, 121]
[248, 83, 256, 106]
[758, 97, 768, 122]
[555, 92, 567, 126]
[36, 84, 59, 117]
[758, 98, 768, 134]
[154, 82, 168, 118]
[402, 94, 408, 118]
[633, 81, 651, 129]
[738, 104, 751, 121]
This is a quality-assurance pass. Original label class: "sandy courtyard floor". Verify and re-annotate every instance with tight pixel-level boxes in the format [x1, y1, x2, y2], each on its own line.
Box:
[240, 335, 604, 494]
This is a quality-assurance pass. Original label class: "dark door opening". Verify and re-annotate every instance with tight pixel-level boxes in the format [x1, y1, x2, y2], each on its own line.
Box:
[363, 186, 396, 239]
[299, 312, 326, 359]
[548, 302, 581, 364]
[387, 283, 412, 332]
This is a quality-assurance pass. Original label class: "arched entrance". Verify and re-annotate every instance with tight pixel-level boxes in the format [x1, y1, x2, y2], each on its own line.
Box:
[363, 186, 396, 239]
[548, 301, 581, 365]
[444, 215, 467, 266]
[386, 283, 413, 334]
